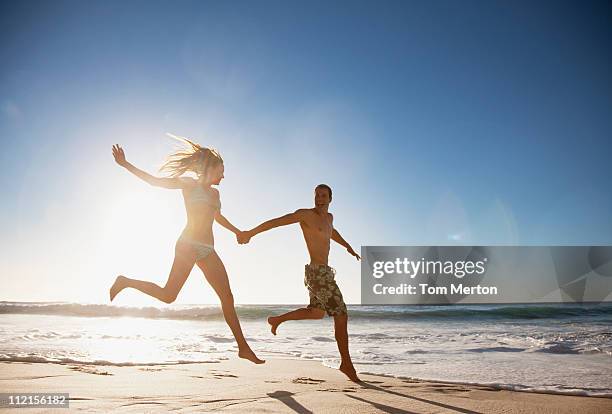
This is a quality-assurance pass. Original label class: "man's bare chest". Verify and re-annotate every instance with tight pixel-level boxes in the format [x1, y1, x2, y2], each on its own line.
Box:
[305, 219, 331, 235]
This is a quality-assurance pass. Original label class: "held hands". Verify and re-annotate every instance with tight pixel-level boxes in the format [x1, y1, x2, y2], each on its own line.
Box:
[347, 246, 361, 261]
[236, 230, 253, 245]
[112, 144, 129, 167]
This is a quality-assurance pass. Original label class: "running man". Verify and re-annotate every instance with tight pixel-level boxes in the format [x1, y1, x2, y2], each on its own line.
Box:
[238, 184, 361, 381]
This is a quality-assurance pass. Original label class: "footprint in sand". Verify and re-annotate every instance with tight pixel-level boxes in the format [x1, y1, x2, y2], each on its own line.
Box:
[3, 375, 70, 381]
[317, 388, 357, 393]
[210, 370, 238, 379]
[292, 377, 326, 385]
[431, 386, 471, 394]
[69, 366, 113, 376]
[213, 373, 238, 379]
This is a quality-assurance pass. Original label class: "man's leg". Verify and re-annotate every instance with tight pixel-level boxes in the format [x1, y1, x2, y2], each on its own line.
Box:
[334, 312, 360, 382]
[268, 307, 325, 335]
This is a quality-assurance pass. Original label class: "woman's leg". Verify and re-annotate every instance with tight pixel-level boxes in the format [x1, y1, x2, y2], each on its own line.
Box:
[197, 251, 265, 364]
[110, 253, 195, 303]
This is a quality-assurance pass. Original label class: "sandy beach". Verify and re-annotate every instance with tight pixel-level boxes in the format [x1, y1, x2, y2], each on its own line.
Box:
[1, 358, 611, 413]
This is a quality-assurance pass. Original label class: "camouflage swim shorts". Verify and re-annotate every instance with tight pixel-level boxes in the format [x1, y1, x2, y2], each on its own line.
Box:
[304, 264, 347, 316]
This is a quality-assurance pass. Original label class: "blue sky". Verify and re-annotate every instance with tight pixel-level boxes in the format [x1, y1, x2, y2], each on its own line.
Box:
[1, 0, 611, 304]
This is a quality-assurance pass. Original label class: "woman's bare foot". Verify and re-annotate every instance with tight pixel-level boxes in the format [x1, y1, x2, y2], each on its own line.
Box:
[339, 362, 361, 382]
[110, 275, 127, 302]
[267, 316, 282, 335]
[238, 348, 265, 364]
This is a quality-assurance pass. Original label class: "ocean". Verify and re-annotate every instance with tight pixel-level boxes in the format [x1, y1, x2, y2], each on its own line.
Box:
[1, 302, 610, 397]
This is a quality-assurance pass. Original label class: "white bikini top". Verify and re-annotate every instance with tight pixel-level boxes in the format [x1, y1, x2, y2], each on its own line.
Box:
[186, 185, 221, 210]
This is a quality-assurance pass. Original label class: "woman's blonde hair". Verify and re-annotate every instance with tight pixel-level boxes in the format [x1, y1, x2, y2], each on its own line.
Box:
[160, 133, 223, 178]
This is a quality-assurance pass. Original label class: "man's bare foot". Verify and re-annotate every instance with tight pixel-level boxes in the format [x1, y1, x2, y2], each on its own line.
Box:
[268, 316, 282, 335]
[238, 348, 265, 364]
[110, 275, 127, 302]
[339, 362, 361, 382]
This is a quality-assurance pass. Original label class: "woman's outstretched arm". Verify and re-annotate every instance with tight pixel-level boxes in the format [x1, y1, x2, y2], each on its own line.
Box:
[215, 210, 241, 234]
[112, 144, 191, 189]
[210, 189, 241, 235]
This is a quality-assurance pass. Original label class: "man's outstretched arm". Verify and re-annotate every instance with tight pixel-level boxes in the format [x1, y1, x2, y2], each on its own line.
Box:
[239, 209, 306, 243]
[332, 228, 361, 260]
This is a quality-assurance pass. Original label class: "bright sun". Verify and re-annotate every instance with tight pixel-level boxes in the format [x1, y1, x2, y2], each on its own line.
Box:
[102, 187, 186, 307]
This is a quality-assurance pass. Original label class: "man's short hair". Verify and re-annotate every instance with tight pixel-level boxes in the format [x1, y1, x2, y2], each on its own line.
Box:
[315, 183, 332, 200]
